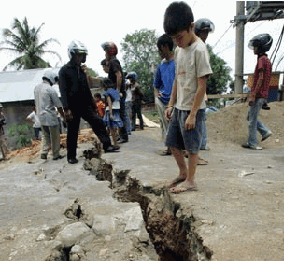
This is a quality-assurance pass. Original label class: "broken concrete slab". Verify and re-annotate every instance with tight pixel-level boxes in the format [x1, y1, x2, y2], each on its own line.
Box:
[55, 222, 92, 248]
[92, 215, 116, 236]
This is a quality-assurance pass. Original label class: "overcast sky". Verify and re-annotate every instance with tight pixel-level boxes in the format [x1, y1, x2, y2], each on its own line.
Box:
[0, 0, 284, 78]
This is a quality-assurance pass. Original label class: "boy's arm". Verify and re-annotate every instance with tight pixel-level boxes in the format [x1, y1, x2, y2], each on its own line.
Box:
[115, 71, 122, 92]
[185, 76, 207, 130]
[165, 79, 177, 120]
[154, 67, 162, 98]
[106, 96, 113, 117]
[249, 70, 264, 106]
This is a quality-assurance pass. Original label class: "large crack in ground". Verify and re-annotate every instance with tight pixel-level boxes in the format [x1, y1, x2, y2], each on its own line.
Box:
[84, 148, 213, 261]
[43, 146, 213, 261]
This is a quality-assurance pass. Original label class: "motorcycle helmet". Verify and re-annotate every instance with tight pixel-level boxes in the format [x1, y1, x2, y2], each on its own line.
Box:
[248, 34, 273, 53]
[68, 40, 88, 59]
[101, 42, 118, 56]
[194, 18, 215, 36]
[42, 70, 59, 85]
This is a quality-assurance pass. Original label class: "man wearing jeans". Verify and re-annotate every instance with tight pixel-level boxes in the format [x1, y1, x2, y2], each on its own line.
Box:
[242, 34, 273, 150]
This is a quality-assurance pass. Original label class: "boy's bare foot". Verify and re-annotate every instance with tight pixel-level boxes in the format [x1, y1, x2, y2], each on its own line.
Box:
[170, 181, 197, 194]
[167, 176, 186, 188]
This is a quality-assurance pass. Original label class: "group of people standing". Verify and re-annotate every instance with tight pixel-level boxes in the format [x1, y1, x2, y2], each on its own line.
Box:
[31, 39, 145, 164]
[154, 1, 273, 194]
[0, 1, 274, 197]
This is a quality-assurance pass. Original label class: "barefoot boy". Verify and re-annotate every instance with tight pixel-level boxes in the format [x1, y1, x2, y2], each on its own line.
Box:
[163, 1, 212, 193]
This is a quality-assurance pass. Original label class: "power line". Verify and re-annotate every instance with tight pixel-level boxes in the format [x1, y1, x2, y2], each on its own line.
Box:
[212, 23, 233, 50]
[271, 24, 284, 68]
[215, 21, 266, 56]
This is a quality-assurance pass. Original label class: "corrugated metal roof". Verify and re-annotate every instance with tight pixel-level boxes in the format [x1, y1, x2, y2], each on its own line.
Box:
[0, 68, 61, 103]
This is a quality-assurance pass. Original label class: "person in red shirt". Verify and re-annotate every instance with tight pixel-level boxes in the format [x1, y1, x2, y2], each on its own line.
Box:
[94, 93, 106, 118]
[242, 34, 273, 150]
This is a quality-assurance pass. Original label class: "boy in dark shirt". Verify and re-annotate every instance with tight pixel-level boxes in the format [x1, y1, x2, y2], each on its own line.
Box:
[101, 42, 129, 143]
[126, 72, 144, 131]
[242, 34, 273, 150]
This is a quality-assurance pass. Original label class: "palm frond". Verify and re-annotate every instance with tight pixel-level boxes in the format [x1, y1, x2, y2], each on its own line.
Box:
[0, 40, 22, 51]
[3, 17, 61, 70]
[34, 22, 45, 37]
[0, 47, 21, 53]
[3, 56, 25, 71]
[37, 38, 60, 50]
[41, 50, 62, 61]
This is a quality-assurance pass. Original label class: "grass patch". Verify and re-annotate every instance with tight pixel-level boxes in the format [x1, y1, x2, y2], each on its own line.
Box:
[143, 108, 159, 122]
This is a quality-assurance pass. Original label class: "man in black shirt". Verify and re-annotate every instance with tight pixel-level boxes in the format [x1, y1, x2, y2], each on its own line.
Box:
[101, 42, 129, 143]
[59, 40, 117, 164]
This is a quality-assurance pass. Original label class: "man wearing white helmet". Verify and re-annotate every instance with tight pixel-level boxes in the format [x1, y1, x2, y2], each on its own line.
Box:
[34, 70, 65, 160]
[59, 40, 115, 164]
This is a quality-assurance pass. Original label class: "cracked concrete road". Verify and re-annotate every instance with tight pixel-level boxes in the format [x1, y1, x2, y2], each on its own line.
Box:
[104, 128, 284, 261]
[1, 126, 284, 260]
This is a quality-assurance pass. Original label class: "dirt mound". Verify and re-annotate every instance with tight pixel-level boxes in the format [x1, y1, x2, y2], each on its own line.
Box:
[207, 101, 284, 149]
[6, 129, 97, 161]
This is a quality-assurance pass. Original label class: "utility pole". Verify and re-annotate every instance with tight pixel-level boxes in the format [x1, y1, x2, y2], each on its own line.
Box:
[234, 1, 246, 94]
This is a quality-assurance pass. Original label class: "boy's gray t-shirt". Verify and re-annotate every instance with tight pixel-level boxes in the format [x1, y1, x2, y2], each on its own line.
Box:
[174, 38, 212, 111]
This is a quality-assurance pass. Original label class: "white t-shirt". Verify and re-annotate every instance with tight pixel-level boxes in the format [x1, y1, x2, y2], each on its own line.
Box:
[125, 89, 132, 103]
[26, 111, 41, 128]
[106, 100, 120, 111]
[175, 38, 212, 111]
[34, 82, 62, 126]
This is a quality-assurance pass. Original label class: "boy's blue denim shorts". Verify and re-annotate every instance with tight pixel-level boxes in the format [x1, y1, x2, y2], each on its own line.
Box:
[165, 108, 205, 154]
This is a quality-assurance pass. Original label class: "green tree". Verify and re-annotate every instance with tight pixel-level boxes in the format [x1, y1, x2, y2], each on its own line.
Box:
[121, 29, 161, 103]
[207, 45, 233, 94]
[87, 68, 98, 77]
[0, 17, 61, 71]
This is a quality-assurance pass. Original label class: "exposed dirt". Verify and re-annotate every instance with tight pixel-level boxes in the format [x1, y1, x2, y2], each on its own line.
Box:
[207, 101, 284, 148]
[4, 128, 97, 163]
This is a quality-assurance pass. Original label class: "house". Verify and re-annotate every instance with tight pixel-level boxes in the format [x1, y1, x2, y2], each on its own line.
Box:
[0, 68, 104, 135]
[0, 68, 61, 128]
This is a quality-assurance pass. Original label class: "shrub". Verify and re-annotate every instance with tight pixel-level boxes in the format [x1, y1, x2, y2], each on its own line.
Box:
[8, 124, 33, 149]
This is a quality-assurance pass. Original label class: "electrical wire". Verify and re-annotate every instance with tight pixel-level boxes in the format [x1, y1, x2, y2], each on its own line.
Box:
[270, 24, 284, 68]
[214, 21, 267, 56]
[212, 23, 233, 50]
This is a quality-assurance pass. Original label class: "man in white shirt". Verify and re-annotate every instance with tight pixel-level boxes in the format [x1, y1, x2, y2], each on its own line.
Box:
[34, 70, 65, 160]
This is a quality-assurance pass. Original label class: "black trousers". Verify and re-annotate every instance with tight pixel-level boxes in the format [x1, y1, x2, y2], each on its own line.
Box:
[67, 106, 111, 160]
[119, 97, 128, 141]
[132, 102, 144, 129]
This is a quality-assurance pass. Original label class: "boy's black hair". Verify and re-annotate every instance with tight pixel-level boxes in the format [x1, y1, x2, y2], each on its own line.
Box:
[163, 1, 194, 36]
[94, 93, 101, 99]
[157, 34, 174, 51]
